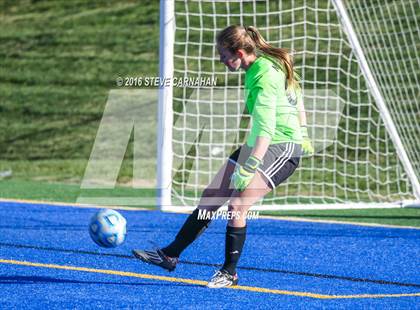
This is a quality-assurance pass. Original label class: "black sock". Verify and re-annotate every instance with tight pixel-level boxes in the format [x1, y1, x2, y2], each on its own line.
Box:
[162, 208, 211, 258]
[222, 225, 247, 275]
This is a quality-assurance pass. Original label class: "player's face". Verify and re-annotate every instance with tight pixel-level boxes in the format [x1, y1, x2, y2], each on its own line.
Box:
[217, 46, 241, 71]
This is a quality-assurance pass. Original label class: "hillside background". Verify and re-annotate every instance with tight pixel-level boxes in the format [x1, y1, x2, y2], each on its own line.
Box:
[0, 0, 159, 183]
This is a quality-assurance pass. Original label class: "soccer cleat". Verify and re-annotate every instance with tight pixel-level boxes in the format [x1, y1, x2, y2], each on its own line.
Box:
[207, 269, 238, 288]
[132, 248, 178, 272]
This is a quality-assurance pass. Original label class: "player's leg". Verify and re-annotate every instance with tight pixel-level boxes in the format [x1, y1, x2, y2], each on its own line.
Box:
[132, 160, 236, 270]
[208, 143, 301, 287]
[220, 171, 272, 274]
[207, 170, 271, 287]
[160, 160, 236, 258]
[160, 145, 254, 260]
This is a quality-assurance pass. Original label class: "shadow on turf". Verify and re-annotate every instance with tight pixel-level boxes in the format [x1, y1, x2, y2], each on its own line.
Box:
[1, 241, 419, 289]
[0, 275, 193, 287]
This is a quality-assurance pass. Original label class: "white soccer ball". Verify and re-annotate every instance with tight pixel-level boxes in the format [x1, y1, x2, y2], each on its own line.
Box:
[89, 209, 127, 248]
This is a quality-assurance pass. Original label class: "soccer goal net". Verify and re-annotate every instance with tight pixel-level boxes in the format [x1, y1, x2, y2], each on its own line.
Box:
[158, 0, 420, 211]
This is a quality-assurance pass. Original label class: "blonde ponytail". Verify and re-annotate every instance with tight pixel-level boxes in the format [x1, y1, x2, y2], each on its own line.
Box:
[245, 26, 296, 87]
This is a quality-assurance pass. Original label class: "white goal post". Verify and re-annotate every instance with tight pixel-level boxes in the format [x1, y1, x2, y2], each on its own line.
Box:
[157, 0, 420, 211]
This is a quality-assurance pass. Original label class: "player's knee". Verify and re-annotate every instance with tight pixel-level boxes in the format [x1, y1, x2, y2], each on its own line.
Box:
[199, 188, 225, 211]
[228, 197, 248, 213]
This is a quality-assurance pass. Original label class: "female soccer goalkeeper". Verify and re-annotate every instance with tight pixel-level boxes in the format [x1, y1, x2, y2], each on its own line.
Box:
[133, 25, 313, 288]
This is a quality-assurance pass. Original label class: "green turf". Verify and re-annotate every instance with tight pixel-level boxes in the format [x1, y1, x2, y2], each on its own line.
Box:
[0, 179, 81, 202]
[0, 179, 156, 209]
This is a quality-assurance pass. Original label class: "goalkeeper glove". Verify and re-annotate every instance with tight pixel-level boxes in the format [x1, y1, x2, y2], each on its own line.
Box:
[301, 126, 314, 156]
[232, 155, 262, 192]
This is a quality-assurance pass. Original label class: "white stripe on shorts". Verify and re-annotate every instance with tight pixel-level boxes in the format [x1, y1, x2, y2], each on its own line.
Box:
[256, 167, 276, 189]
[267, 143, 295, 178]
[265, 142, 293, 177]
[264, 142, 291, 174]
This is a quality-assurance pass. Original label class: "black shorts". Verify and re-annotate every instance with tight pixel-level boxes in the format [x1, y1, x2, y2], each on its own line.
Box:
[228, 142, 301, 189]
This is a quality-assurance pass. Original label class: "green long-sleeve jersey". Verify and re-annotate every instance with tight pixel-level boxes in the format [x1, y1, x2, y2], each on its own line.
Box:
[245, 55, 303, 147]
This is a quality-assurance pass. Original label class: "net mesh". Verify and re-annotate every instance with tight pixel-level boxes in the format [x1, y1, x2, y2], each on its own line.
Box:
[170, 0, 417, 207]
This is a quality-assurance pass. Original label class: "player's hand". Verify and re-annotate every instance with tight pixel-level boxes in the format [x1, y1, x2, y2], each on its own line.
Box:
[232, 155, 262, 192]
[301, 126, 314, 156]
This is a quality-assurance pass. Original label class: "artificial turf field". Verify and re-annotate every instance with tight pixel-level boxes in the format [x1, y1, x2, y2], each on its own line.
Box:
[0, 200, 419, 309]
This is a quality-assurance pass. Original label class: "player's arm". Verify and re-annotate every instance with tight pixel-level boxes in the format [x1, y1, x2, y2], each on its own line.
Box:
[248, 82, 276, 160]
[233, 83, 275, 191]
[250, 136, 270, 160]
[296, 88, 307, 127]
[296, 87, 314, 155]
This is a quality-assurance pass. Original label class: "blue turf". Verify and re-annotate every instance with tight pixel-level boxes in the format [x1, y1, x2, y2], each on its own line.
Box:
[0, 201, 419, 309]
